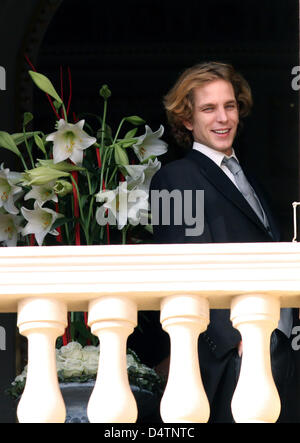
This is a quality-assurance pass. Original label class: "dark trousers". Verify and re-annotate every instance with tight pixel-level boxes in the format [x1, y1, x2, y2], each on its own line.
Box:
[199, 329, 300, 423]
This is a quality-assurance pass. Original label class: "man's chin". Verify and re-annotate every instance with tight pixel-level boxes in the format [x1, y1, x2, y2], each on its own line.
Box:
[209, 144, 233, 155]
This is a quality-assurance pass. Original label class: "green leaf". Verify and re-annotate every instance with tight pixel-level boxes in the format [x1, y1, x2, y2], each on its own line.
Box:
[23, 112, 33, 127]
[125, 116, 145, 125]
[0, 131, 21, 157]
[11, 132, 36, 145]
[29, 70, 62, 104]
[34, 133, 46, 154]
[120, 139, 136, 148]
[125, 128, 138, 139]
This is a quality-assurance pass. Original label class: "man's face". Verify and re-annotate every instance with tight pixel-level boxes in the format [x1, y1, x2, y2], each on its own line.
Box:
[184, 79, 239, 156]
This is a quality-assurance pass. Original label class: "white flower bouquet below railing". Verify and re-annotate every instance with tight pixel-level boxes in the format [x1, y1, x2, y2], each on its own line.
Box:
[7, 342, 165, 401]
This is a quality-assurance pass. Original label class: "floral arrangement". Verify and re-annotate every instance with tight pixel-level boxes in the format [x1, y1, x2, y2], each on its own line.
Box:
[0, 65, 168, 346]
[8, 342, 165, 399]
[0, 68, 168, 248]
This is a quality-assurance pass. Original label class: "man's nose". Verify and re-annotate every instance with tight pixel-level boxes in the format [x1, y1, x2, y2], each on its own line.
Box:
[216, 106, 228, 122]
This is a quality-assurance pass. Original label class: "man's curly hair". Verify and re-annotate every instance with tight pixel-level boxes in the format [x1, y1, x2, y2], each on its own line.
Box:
[163, 62, 253, 149]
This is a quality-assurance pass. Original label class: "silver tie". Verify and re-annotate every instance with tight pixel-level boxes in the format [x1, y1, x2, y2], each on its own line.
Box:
[222, 156, 265, 225]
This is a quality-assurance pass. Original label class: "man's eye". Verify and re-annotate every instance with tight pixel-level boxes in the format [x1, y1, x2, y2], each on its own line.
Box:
[202, 107, 213, 112]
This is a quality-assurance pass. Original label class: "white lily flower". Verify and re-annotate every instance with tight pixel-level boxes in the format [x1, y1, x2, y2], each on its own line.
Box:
[124, 158, 161, 192]
[127, 188, 149, 226]
[132, 125, 168, 162]
[24, 181, 58, 205]
[46, 119, 96, 165]
[95, 181, 149, 229]
[21, 201, 63, 246]
[95, 182, 129, 230]
[123, 164, 146, 190]
[0, 164, 22, 215]
[0, 213, 23, 246]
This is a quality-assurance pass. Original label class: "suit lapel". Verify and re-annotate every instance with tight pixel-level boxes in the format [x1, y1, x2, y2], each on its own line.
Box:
[241, 165, 281, 241]
[187, 150, 274, 237]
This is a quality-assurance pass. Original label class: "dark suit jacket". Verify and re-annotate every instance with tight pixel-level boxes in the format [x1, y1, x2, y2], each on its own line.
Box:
[150, 148, 281, 359]
[149, 150, 300, 422]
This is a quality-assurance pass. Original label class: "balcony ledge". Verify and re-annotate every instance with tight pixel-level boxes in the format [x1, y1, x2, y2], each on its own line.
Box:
[0, 242, 300, 312]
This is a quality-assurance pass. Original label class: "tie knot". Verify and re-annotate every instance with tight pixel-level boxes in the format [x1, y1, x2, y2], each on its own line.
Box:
[222, 156, 241, 175]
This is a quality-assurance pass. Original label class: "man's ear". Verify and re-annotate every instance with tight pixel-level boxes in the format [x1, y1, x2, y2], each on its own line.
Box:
[183, 120, 193, 131]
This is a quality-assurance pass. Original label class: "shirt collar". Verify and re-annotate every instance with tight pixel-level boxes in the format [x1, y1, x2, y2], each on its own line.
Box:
[193, 141, 239, 167]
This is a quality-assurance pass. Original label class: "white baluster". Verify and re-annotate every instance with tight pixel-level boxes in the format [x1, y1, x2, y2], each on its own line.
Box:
[17, 298, 67, 423]
[160, 294, 210, 423]
[230, 294, 281, 423]
[87, 296, 138, 423]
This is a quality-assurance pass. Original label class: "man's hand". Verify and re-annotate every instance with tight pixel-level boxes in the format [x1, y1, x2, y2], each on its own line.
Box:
[237, 340, 243, 357]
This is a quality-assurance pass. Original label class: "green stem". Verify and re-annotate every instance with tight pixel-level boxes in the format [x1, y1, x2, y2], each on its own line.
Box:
[86, 196, 95, 243]
[70, 175, 84, 220]
[70, 175, 89, 244]
[23, 130, 35, 169]
[62, 104, 68, 122]
[106, 165, 118, 188]
[100, 99, 108, 156]
[85, 170, 92, 195]
[20, 154, 29, 171]
[99, 145, 112, 192]
[64, 222, 70, 244]
[122, 225, 129, 244]
[113, 118, 126, 145]
[104, 148, 117, 186]
[98, 98, 110, 193]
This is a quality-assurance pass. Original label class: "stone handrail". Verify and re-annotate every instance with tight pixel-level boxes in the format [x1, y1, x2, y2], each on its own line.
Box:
[1, 242, 300, 423]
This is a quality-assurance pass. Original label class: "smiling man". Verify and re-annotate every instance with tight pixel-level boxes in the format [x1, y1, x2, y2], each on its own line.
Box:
[150, 62, 299, 423]
[183, 77, 239, 156]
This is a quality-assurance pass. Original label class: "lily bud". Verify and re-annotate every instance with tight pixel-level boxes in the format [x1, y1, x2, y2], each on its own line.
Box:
[36, 159, 85, 172]
[114, 145, 129, 166]
[125, 116, 145, 126]
[99, 84, 111, 100]
[53, 179, 73, 197]
[22, 166, 70, 186]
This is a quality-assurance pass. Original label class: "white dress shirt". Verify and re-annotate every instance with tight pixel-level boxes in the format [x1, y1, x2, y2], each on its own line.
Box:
[193, 142, 239, 187]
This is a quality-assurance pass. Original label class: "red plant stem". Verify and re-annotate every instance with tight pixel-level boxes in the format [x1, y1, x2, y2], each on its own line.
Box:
[62, 331, 68, 346]
[60, 66, 64, 119]
[66, 66, 72, 117]
[55, 202, 63, 243]
[106, 219, 110, 244]
[96, 147, 101, 168]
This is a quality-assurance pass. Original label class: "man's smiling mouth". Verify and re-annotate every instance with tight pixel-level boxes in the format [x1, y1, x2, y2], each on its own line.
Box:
[212, 128, 231, 135]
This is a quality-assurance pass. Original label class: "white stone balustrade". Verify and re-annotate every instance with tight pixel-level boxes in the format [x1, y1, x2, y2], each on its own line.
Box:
[1, 242, 300, 423]
[160, 295, 210, 423]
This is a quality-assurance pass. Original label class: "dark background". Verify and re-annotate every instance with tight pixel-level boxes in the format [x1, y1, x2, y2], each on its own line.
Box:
[0, 0, 299, 422]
